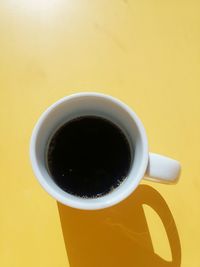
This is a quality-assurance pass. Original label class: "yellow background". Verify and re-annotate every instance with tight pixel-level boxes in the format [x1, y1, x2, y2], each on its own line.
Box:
[0, 1, 200, 266]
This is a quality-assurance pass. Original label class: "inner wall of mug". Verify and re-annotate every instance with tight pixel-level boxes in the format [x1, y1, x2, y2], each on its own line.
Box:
[32, 94, 148, 209]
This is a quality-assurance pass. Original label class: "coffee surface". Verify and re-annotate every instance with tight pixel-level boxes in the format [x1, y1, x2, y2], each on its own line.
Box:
[47, 116, 132, 198]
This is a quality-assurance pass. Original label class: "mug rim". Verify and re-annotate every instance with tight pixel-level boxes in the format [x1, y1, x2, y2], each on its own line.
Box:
[30, 92, 149, 209]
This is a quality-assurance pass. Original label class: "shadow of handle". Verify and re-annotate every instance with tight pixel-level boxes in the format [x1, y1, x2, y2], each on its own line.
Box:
[57, 185, 181, 267]
[142, 187, 181, 266]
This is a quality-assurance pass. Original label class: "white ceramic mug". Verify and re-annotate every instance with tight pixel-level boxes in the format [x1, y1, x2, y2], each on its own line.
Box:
[30, 92, 180, 210]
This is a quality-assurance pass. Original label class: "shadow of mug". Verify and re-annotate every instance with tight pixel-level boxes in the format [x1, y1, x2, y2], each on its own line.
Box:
[57, 185, 181, 267]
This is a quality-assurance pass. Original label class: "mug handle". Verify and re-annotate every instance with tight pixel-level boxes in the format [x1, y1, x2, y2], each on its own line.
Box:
[144, 153, 181, 184]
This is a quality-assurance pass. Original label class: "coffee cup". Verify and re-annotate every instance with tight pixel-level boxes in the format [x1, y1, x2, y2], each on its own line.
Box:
[30, 92, 180, 210]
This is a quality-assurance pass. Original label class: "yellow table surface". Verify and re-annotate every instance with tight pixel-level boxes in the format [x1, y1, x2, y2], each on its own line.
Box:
[1, 1, 200, 266]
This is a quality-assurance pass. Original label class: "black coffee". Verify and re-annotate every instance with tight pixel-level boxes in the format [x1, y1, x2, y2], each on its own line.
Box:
[47, 116, 132, 198]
